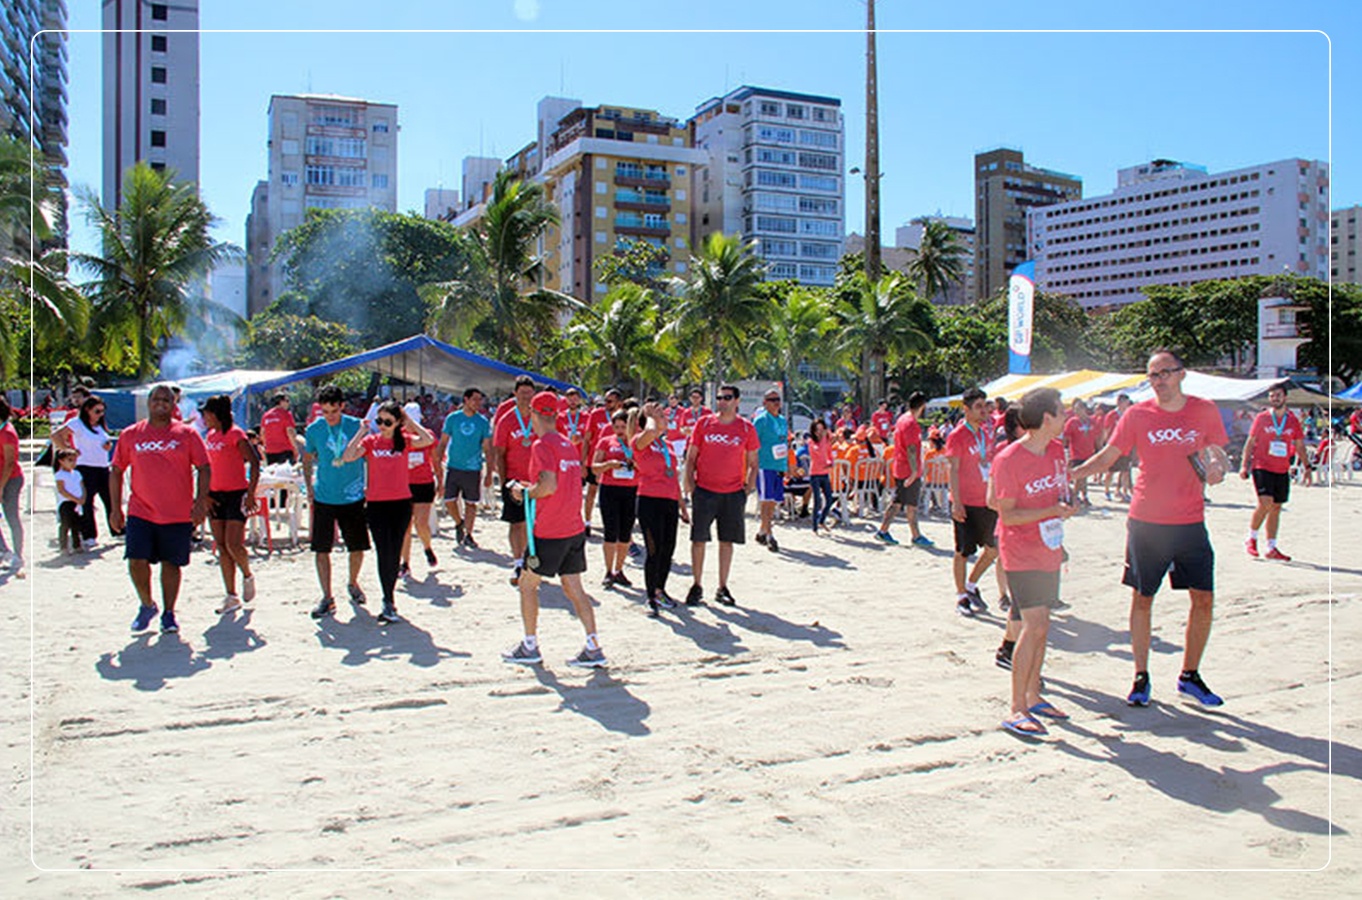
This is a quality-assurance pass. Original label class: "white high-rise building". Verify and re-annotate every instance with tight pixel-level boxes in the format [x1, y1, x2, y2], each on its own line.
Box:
[245, 93, 399, 315]
[1029, 157, 1330, 308]
[690, 86, 845, 286]
[102, 0, 199, 210]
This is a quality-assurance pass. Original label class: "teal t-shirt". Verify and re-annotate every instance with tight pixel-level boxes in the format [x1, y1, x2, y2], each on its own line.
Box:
[304, 415, 365, 505]
[441, 409, 492, 472]
[752, 409, 789, 472]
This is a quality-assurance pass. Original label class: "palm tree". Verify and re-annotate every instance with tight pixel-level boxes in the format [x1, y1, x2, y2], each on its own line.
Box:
[663, 232, 769, 392]
[749, 284, 838, 406]
[907, 219, 967, 305]
[69, 162, 236, 379]
[835, 271, 935, 404]
[427, 168, 577, 362]
[553, 282, 678, 395]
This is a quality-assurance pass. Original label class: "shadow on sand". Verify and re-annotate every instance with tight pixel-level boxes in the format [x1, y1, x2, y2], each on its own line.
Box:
[533, 666, 651, 736]
[314, 601, 469, 668]
[95, 632, 212, 691]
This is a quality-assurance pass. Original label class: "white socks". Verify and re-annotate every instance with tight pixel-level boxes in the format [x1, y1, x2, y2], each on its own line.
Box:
[523, 634, 538, 650]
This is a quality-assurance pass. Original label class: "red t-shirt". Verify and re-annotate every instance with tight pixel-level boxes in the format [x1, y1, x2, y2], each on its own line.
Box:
[891, 412, 922, 480]
[260, 406, 296, 454]
[631, 433, 681, 500]
[557, 407, 587, 446]
[111, 420, 210, 524]
[361, 433, 415, 501]
[992, 438, 1069, 572]
[582, 408, 612, 454]
[1063, 415, 1099, 460]
[306, 402, 323, 425]
[0, 422, 20, 480]
[406, 442, 436, 485]
[1351, 409, 1362, 434]
[807, 436, 832, 476]
[1108, 396, 1229, 525]
[492, 405, 535, 481]
[528, 432, 584, 539]
[674, 405, 711, 433]
[1104, 410, 1123, 449]
[944, 421, 993, 507]
[492, 397, 517, 428]
[871, 410, 893, 436]
[594, 433, 637, 487]
[691, 414, 759, 493]
[204, 425, 250, 492]
[1248, 409, 1304, 475]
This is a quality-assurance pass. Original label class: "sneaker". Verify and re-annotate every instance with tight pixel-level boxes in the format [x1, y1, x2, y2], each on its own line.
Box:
[995, 646, 1013, 671]
[160, 611, 179, 634]
[502, 640, 542, 665]
[398, 561, 411, 580]
[613, 570, 633, 587]
[131, 603, 159, 632]
[767, 535, 779, 553]
[603, 573, 617, 588]
[714, 585, 737, 606]
[583, 524, 592, 538]
[454, 520, 465, 544]
[955, 596, 975, 618]
[628, 542, 640, 558]
[376, 602, 400, 625]
[1052, 599, 1071, 612]
[82, 538, 98, 551]
[874, 530, 900, 545]
[461, 533, 479, 550]
[656, 591, 678, 609]
[310, 597, 336, 619]
[1127, 671, 1152, 707]
[911, 535, 935, 547]
[1176, 671, 1224, 707]
[647, 595, 661, 617]
[999, 594, 1012, 612]
[755, 532, 769, 546]
[1245, 537, 1259, 558]
[685, 584, 704, 607]
[567, 646, 608, 668]
[347, 583, 367, 605]
[241, 574, 256, 603]
[511, 563, 523, 586]
[424, 547, 438, 567]
[216, 595, 243, 615]
[1264, 547, 1291, 562]
[966, 586, 987, 614]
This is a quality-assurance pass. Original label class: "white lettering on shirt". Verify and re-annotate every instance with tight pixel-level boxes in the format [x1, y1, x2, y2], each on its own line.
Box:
[133, 440, 181, 452]
[1146, 427, 1200, 446]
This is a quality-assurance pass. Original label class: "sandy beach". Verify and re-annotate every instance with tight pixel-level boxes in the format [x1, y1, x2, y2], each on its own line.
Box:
[2, 459, 1359, 897]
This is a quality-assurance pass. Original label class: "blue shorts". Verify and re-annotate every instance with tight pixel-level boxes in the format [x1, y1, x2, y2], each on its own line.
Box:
[756, 469, 786, 503]
[124, 516, 193, 567]
[1122, 519, 1215, 597]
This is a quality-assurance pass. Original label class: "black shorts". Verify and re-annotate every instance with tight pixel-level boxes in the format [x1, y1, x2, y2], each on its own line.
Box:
[691, 486, 747, 544]
[892, 476, 922, 507]
[1112, 454, 1133, 472]
[409, 481, 436, 504]
[1069, 457, 1089, 468]
[311, 500, 371, 554]
[265, 450, 295, 465]
[598, 483, 638, 543]
[1122, 519, 1215, 597]
[529, 530, 588, 578]
[443, 468, 481, 503]
[500, 485, 526, 523]
[1252, 468, 1291, 504]
[584, 469, 599, 486]
[1005, 569, 1062, 620]
[124, 516, 193, 567]
[953, 505, 998, 556]
[208, 489, 248, 522]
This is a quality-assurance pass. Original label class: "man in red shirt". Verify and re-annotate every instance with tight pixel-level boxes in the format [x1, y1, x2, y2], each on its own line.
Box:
[1062, 399, 1099, 506]
[673, 388, 711, 439]
[492, 375, 538, 584]
[870, 400, 893, 438]
[683, 383, 759, 606]
[1238, 383, 1309, 560]
[109, 383, 212, 634]
[580, 388, 623, 532]
[875, 391, 932, 546]
[1074, 350, 1231, 708]
[945, 387, 997, 617]
[259, 393, 299, 464]
[501, 391, 606, 668]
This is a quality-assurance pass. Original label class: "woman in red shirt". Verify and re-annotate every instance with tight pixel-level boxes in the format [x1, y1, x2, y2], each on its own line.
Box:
[200, 395, 261, 614]
[342, 401, 435, 624]
[632, 400, 690, 614]
[592, 408, 639, 588]
[399, 436, 439, 580]
[805, 420, 835, 533]
[987, 388, 1077, 737]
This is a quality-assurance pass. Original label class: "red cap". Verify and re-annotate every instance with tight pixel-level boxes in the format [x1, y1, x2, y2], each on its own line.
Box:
[530, 391, 560, 417]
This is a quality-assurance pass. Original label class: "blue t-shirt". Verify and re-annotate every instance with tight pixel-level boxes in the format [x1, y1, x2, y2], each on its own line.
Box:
[304, 415, 365, 505]
[752, 410, 789, 472]
[442, 409, 491, 472]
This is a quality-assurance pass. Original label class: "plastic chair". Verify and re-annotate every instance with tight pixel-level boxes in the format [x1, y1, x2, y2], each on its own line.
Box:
[853, 457, 887, 517]
[919, 457, 951, 518]
[829, 458, 853, 525]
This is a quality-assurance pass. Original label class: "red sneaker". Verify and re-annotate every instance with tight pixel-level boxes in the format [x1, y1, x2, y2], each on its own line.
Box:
[1245, 537, 1259, 558]
[1265, 547, 1291, 561]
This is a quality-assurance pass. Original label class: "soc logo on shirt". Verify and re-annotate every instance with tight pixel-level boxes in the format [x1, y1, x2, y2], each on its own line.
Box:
[1023, 474, 1065, 496]
[371, 449, 400, 458]
[134, 440, 181, 452]
[558, 459, 581, 473]
[704, 433, 744, 447]
[1146, 428, 1199, 446]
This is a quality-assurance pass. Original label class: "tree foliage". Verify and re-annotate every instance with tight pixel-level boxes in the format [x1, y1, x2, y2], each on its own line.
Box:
[907, 219, 968, 305]
[238, 310, 359, 371]
[664, 232, 770, 388]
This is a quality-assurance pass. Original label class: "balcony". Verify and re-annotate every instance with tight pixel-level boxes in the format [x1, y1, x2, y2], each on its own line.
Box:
[615, 172, 671, 190]
[615, 216, 670, 237]
[615, 195, 670, 213]
[1262, 323, 1308, 340]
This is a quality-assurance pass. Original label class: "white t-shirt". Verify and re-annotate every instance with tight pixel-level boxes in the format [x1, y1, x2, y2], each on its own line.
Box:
[60, 418, 111, 468]
[55, 468, 84, 504]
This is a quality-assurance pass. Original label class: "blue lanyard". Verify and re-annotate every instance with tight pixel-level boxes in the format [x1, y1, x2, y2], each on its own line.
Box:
[658, 437, 672, 472]
[566, 409, 580, 437]
[620, 437, 634, 463]
[1269, 410, 1287, 437]
[513, 405, 531, 444]
[965, 422, 987, 462]
[525, 493, 536, 557]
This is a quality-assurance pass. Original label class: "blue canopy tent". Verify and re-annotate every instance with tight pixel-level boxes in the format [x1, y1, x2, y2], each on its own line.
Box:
[1340, 381, 1362, 402]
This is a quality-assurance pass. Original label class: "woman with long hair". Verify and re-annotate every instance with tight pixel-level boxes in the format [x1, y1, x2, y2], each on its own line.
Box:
[805, 419, 835, 533]
[632, 400, 689, 615]
[53, 395, 119, 546]
[200, 395, 261, 614]
[399, 431, 439, 579]
[592, 407, 639, 588]
[342, 400, 434, 624]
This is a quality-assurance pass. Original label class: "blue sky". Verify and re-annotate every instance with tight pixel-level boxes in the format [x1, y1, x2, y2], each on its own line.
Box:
[58, 0, 1354, 257]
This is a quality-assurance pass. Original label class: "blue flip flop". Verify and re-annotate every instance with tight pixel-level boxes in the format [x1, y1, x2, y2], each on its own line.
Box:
[1001, 713, 1048, 737]
[1028, 701, 1070, 721]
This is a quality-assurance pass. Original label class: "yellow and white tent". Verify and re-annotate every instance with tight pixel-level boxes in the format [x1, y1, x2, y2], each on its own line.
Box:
[931, 370, 1147, 407]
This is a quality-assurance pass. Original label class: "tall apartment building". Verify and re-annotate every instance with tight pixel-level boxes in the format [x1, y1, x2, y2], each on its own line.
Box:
[974, 148, 1081, 301]
[895, 215, 976, 305]
[1028, 157, 1331, 308]
[2, 0, 68, 246]
[1332, 205, 1361, 286]
[461, 156, 500, 211]
[690, 86, 845, 287]
[102, 0, 199, 211]
[245, 93, 399, 315]
[423, 187, 459, 222]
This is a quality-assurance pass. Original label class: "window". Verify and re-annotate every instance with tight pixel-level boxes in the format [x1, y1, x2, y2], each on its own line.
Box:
[797, 152, 838, 170]
[150, 97, 166, 115]
[149, 162, 165, 172]
[761, 239, 797, 256]
[755, 125, 796, 144]
[800, 242, 839, 260]
[755, 215, 797, 233]
[759, 101, 780, 116]
[372, 121, 389, 133]
[371, 173, 389, 189]
[799, 196, 838, 215]
[812, 107, 830, 122]
[799, 130, 838, 148]
[150, 130, 166, 147]
[756, 170, 797, 189]
[305, 165, 335, 186]
[280, 172, 299, 186]
[799, 174, 839, 192]
[312, 105, 357, 127]
[306, 136, 334, 156]
[151, 34, 167, 52]
[151, 4, 168, 20]
[799, 219, 840, 237]
[755, 193, 798, 212]
[769, 262, 798, 279]
[786, 104, 805, 119]
[799, 264, 837, 282]
[335, 168, 366, 188]
[757, 147, 796, 165]
[150, 66, 167, 84]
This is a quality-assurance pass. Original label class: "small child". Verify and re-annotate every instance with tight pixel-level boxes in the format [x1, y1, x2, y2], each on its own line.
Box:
[54, 449, 85, 555]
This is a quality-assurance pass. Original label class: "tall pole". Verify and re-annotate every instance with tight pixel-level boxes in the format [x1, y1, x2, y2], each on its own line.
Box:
[862, 0, 882, 409]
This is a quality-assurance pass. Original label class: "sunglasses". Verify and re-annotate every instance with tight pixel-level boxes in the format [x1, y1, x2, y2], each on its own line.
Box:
[718, 394, 737, 401]
[376, 417, 397, 426]
[1147, 366, 1184, 382]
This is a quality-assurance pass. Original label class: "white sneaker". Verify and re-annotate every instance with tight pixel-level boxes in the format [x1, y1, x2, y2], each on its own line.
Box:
[241, 574, 256, 603]
[82, 538, 97, 551]
[215, 595, 243, 615]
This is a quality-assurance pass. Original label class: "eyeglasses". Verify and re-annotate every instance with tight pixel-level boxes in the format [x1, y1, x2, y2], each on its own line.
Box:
[376, 417, 397, 427]
[718, 394, 737, 401]
[764, 397, 781, 403]
[1147, 366, 1184, 382]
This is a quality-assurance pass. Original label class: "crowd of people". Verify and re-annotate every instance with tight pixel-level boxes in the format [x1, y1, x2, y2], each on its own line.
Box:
[18, 349, 1355, 735]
